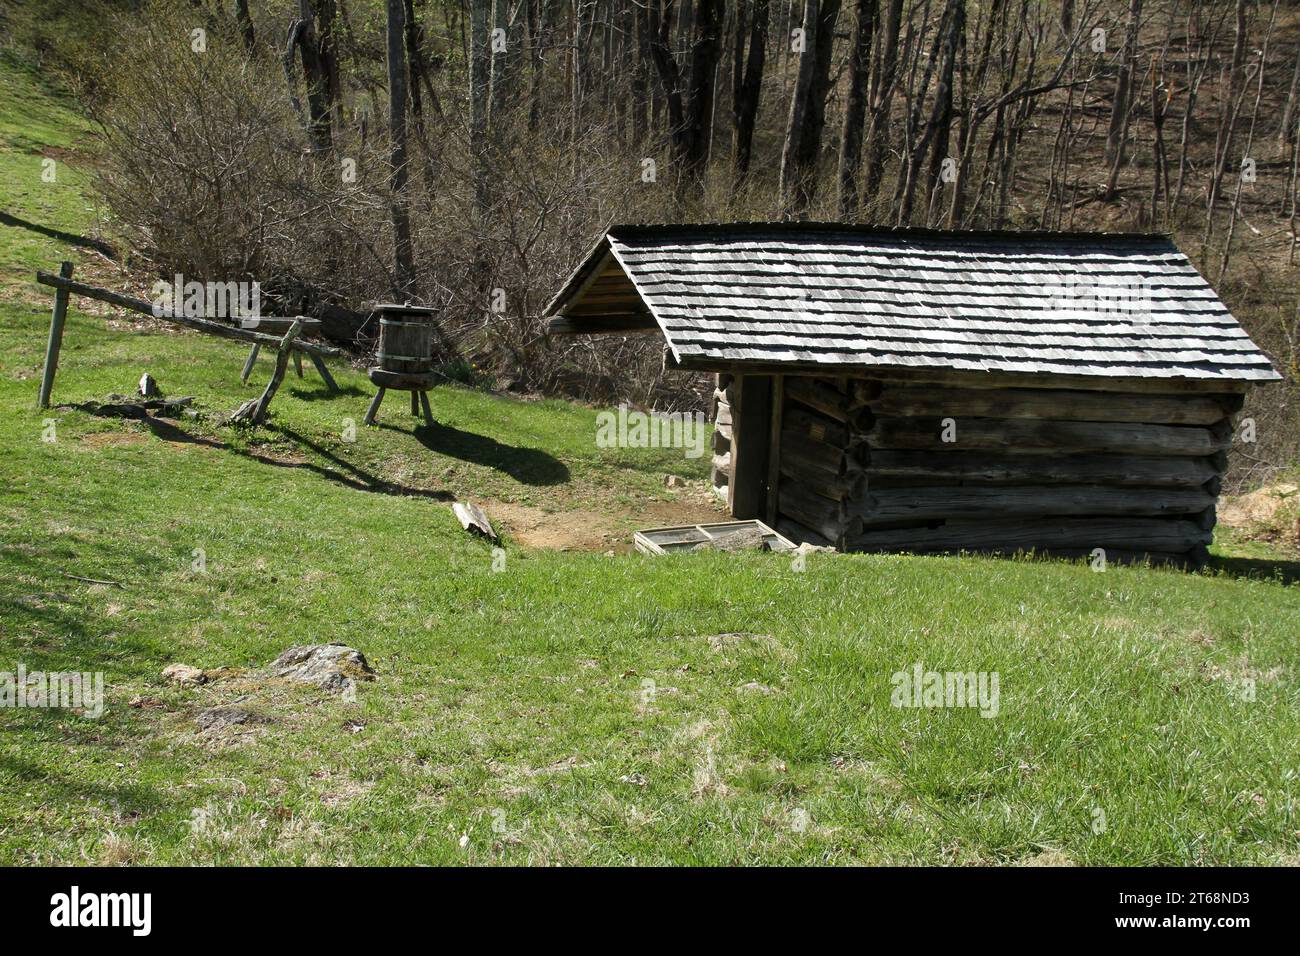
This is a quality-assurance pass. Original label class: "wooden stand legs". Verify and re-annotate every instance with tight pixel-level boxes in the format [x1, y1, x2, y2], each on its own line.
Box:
[243, 343, 338, 392]
[363, 388, 433, 427]
[364, 388, 386, 426]
[240, 343, 260, 384]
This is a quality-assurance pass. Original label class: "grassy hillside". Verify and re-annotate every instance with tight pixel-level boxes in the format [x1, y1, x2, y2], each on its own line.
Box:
[1, 29, 1298, 867]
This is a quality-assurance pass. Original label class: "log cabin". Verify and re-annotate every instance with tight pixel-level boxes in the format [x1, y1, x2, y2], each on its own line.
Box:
[545, 224, 1282, 566]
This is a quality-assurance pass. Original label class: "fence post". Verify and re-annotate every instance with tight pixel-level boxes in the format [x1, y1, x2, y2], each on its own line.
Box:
[37, 260, 74, 409]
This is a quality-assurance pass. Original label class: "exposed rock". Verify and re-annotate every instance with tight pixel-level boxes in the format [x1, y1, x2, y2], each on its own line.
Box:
[691, 527, 768, 552]
[195, 706, 270, 731]
[664, 475, 687, 489]
[269, 643, 375, 693]
[161, 663, 206, 686]
[201, 666, 243, 683]
[138, 373, 159, 397]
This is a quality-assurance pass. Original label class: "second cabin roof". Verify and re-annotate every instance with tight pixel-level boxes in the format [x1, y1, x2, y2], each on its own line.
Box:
[544, 223, 1281, 385]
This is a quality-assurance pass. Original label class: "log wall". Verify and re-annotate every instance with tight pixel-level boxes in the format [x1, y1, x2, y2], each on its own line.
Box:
[760, 374, 1244, 566]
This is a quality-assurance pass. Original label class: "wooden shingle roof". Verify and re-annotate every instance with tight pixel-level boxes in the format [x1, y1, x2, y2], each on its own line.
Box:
[545, 223, 1281, 385]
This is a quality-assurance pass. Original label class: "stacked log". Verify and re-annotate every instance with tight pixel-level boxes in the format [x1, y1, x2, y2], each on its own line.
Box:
[773, 377, 868, 547]
[761, 375, 1242, 566]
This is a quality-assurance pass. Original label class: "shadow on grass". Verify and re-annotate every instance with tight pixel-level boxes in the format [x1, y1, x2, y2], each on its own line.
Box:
[285, 383, 369, 402]
[130, 415, 455, 502]
[0, 748, 167, 822]
[405, 419, 570, 486]
[1207, 555, 1300, 586]
[269, 426, 455, 500]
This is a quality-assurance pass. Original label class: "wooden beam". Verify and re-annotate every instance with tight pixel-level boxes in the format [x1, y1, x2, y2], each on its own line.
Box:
[730, 375, 773, 519]
[765, 376, 785, 525]
[846, 518, 1210, 553]
[546, 315, 660, 335]
[664, 354, 1260, 394]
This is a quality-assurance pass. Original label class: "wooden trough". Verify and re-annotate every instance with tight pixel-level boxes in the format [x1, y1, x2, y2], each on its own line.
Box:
[634, 519, 795, 554]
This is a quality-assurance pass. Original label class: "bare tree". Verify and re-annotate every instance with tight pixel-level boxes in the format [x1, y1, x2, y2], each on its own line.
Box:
[731, 0, 770, 192]
[649, 0, 727, 199]
[780, 0, 842, 215]
[837, 0, 877, 218]
[1102, 0, 1142, 201]
[862, 0, 904, 205]
[386, 0, 416, 297]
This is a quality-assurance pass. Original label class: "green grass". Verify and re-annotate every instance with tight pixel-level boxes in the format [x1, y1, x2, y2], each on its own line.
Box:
[1, 47, 1298, 866]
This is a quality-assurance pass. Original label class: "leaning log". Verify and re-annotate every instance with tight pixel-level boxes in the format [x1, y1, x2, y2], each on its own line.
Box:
[35, 271, 344, 359]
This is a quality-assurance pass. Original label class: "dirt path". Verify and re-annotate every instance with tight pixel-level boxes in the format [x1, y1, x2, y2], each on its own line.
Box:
[484, 483, 727, 551]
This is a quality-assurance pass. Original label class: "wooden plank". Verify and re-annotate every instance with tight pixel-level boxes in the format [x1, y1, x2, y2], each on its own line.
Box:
[864, 450, 1218, 487]
[37, 261, 74, 409]
[783, 404, 852, 447]
[779, 455, 867, 499]
[865, 417, 1230, 457]
[777, 483, 857, 543]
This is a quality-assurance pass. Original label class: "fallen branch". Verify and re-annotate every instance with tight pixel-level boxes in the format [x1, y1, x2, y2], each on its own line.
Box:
[60, 571, 125, 589]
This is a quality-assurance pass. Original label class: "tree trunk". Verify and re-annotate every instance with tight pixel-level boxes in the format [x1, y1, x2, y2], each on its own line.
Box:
[1103, 0, 1143, 200]
[837, 0, 877, 217]
[683, 0, 725, 180]
[470, 0, 491, 218]
[235, 0, 256, 54]
[731, 0, 769, 191]
[780, 0, 841, 215]
[863, 0, 904, 204]
[1279, 47, 1299, 146]
[294, 1, 338, 152]
[896, 0, 962, 224]
[385, 0, 417, 298]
